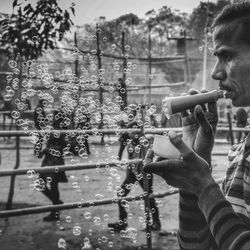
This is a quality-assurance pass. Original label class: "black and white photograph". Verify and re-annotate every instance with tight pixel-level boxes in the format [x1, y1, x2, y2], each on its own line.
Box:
[0, 0, 249, 249]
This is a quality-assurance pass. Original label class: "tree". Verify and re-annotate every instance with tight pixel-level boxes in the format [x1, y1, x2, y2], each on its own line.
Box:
[0, 0, 75, 60]
[188, 0, 230, 42]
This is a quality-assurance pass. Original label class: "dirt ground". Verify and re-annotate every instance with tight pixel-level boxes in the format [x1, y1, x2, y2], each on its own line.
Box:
[0, 135, 231, 250]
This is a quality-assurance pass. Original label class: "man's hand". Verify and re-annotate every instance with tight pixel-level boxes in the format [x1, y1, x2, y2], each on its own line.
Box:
[181, 89, 218, 165]
[143, 131, 216, 196]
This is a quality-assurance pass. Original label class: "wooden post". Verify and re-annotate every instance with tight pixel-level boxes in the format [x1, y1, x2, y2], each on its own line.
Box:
[96, 25, 104, 144]
[141, 106, 152, 250]
[227, 110, 234, 145]
[147, 27, 152, 105]
[120, 31, 128, 111]
[183, 30, 192, 85]
[6, 129, 20, 210]
[74, 32, 78, 78]
[122, 31, 127, 87]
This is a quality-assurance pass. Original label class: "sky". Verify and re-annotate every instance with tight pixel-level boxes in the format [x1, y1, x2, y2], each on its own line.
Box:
[0, 0, 217, 25]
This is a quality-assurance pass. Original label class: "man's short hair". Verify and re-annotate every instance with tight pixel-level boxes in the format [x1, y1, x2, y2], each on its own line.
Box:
[213, 1, 250, 26]
[212, 1, 250, 44]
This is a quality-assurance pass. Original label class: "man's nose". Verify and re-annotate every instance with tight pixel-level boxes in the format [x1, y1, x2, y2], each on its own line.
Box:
[211, 62, 226, 80]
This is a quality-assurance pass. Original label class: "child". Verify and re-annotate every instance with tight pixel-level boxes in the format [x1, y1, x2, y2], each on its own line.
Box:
[38, 110, 68, 221]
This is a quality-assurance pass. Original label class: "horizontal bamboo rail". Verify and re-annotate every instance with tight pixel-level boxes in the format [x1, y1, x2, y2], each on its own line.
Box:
[0, 178, 224, 218]
[0, 159, 142, 177]
[0, 127, 248, 137]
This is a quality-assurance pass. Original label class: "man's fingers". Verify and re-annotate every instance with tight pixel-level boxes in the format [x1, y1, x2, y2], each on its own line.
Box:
[207, 102, 218, 130]
[188, 88, 200, 95]
[168, 131, 195, 160]
[180, 110, 189, 118]
[144, 148, 154, 166]
[194, 105, 212, 135]
[201, 88, 218, 119]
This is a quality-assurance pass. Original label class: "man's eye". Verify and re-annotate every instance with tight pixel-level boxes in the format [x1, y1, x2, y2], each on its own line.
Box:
[223, 54, 232, 62]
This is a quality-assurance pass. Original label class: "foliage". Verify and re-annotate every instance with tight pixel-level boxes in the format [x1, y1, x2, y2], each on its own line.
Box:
[188, 0, 230, 42]
[0, 0, 75, 60]
[77, 7, 189, 60]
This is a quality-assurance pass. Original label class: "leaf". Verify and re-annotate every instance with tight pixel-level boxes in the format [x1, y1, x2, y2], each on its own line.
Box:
[64, 10, 69, 19]
[12, 0, 18, 8]
[70, 6, 75, 16]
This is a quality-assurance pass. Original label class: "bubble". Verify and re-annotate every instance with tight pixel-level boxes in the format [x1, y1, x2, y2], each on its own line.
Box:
[134, 145, 141, 154]
[8, 60, 17, 69]
[107, 241, 113, 248]
[121, 199, 129, 208]
[103, 213, 109, 221]
[125, 44, 130, 51]
[57, 238, 67, 249]
[120, 88, 126, 94]
[95, 193, 104, 200]
[91, 49, 97, 55]
[32, 178, 46, 191]
[65, 216, 72, 223]
[27, 169, 36, 178]
[72, 224, 82, 236]
[113, 64, 120, 71]
[13, 68, 20, 75]
[101, 236, 108, 242]
[72, 182, 79, 189]
[81, 237, 92, 250]
[84, 211, 92, 220]
[78, 147, 88, 158]
[32, 36, 40, 44]
[128, 212, 133, 220]
[6, 74, 13, 82]
[11, 111, 20, 120]
[4, 94, 12, 102]
[93, 216, 101, 226]
[27, 60, 33, 67]
[88, 228, 93, 236]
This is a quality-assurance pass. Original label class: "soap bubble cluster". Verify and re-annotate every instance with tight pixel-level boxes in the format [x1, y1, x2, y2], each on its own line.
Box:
[3, 27, 166, 249]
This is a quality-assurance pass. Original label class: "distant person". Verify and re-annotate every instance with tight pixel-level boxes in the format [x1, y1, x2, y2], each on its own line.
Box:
[108, 108, 161, 231]
[117, 78, 127, 111]
[38, 110, 68, 221]
[24, 98, 31, 110]
[117, 117, 130, 161]
[34, 99, 46, 156]
[76, 108, 91, 155]
[235, 107, 248, 142]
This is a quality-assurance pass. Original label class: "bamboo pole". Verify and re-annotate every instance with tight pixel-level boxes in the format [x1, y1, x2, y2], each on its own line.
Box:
[0, 159, 142, 177]
[6, 131, 20, 209]
[96, 24, 104, 144]
[0, 126, 247, 137]
[0, 178, 224, 218]
[141, 106, 152, 250]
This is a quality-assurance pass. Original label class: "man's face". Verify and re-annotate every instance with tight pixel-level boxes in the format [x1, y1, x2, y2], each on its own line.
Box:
[212, 22, 250, 107]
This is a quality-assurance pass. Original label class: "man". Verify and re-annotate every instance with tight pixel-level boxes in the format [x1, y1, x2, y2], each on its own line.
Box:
[144, 2, 250, 250]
